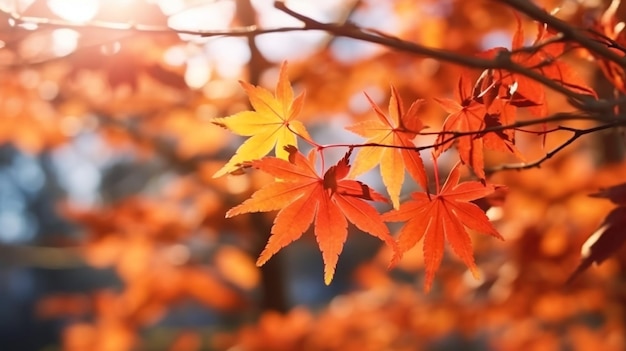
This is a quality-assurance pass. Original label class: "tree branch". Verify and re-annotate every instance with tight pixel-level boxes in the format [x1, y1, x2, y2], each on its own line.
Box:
[2, 1, 611, 110]
[497, 0, 626, 66]
[8, 2, 624, 179]
[313, 111, 620, 153]
[486, 122, 623, 173]
[271, 2, 606, 109]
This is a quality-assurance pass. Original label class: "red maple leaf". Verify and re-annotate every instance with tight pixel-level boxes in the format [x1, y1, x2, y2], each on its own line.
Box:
[481, 14, 596, 116]
[588, 0, 626, 93]
[383, 162, 504, 291]
[226, 146, 397, 285]
[434, 73, 523, 179]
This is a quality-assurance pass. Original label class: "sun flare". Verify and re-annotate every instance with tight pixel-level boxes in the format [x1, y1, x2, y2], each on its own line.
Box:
[47, 0, 99, 23]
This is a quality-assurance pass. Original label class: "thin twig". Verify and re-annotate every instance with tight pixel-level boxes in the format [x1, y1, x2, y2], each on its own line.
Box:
[421, 111, 611, 137]
[486, 122, 623, 173]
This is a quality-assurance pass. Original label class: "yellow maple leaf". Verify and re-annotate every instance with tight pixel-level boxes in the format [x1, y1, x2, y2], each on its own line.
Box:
[213, 62, 311, 178]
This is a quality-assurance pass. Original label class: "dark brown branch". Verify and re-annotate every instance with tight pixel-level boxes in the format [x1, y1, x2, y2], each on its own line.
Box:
[316, 111, 617, 151]
[8, 2, 623, 177]
[1, 2, 608, 109]
[497, 0, 626, 66]
[4, 10, 299, 37]
[272, 2, 610, 111]
[485, 122, 623, 173]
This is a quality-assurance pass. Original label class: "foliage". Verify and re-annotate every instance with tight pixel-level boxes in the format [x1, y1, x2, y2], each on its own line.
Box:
[212, 62, 310, 177]
[4, 0, 626, 350]
[383, 161, 504, 292]
[226, 145, 396, 285]
[346, 86, 428, 209]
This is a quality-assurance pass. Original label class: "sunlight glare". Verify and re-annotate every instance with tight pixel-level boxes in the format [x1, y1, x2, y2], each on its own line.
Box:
[155, 0, 185, 15]
[167, 1, 235, 31]
[10, 0, 35, 12]
[163, 45, 187, 66]
[184, 56, 211, 89]
[47, 0, 99, 23]
[51, 28, 79, 56]
[205, 37, 250, 77]
[253, 0, 327, 61]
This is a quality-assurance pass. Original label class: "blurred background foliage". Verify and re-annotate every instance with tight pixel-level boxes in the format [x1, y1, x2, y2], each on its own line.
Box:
[0, 0, 626, 350]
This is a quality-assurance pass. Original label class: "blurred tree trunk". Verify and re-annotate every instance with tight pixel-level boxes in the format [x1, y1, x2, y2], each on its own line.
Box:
[236, 0, 289, 313]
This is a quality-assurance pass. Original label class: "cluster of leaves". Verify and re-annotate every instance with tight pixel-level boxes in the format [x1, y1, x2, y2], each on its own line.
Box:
[214, 14, 598, 290]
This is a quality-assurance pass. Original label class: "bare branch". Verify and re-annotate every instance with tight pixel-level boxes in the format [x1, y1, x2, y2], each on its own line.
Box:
[421, 112, 613, 137]
[315, 112, 623, 155]
[486, 122, 623, 173]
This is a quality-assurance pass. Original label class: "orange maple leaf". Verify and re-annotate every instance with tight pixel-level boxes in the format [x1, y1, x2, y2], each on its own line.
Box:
[481, 14, 596, 116]
[346, 86, 428, 209]
[383, 162, 504, 292]
[212, 62, 311, 178]
[226, 145, 397, 285]
[433, 73, 523, 179]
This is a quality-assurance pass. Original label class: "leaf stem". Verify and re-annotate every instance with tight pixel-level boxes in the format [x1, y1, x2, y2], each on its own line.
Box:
[432, 154, 441, 195]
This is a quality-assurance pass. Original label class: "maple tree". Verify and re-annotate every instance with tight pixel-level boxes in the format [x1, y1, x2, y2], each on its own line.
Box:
[4, 0, 626, 350]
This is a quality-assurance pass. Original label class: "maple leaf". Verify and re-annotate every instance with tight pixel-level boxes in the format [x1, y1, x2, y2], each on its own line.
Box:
[567, 183, 626, 284]
[346, 86, 428, 209]
[433, 73, 524, 179]
[481, 14, 596, 116]
[588, 0, 626, 93]
[383, 162, 504, 292]
[212, 62, 311, 178]
[226, 146, 397, 285]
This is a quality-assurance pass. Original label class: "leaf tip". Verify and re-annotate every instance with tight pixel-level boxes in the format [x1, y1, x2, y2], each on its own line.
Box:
[324, 267, 336, 285]
[468, 265, 481, 280]
[212, 168, 227, 179]
[423, 279, 433, 293]
[255, 256, 268, 267]
[565, 261, 589, 285]
[388, 251, 402, 269]
[211, 120, 228, 129]
[213, 163, 248, 179]
[224, 207, 239, 218]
